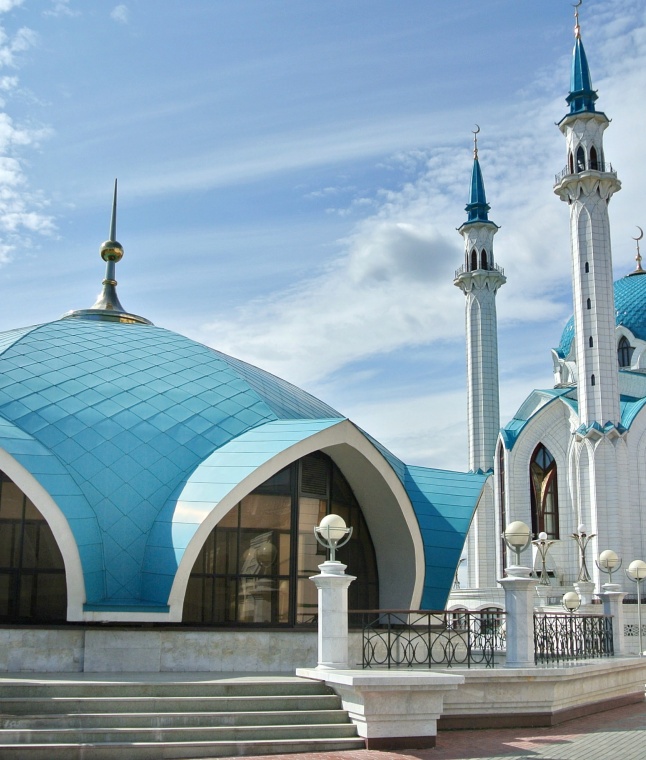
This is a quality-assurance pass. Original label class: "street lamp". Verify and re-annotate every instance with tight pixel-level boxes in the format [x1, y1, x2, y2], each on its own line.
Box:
[596, 549, 622, 585]
[571, 523, 596, 582]
[503, 521, 532, 567]
[314, 514, 352, 562]
[626, 559, 646, 656]
[562, 590, 581, 614]
[532, 531, 557, 585]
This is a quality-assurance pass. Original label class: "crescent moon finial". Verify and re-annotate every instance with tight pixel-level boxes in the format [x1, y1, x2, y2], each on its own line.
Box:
[573, 0, 582, 38]
[632, 226, 644, 274]
[472, 124, 480, 159]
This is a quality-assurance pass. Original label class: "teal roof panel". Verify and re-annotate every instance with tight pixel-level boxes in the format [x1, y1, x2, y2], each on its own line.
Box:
[403, 465, 487, 610]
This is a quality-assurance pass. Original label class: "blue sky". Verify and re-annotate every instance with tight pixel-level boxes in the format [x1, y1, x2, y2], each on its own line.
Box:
[0, 0, 644, 471]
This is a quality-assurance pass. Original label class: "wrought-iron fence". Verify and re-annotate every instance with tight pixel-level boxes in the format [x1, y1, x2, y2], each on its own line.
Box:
[534, 612, 613, 665]
[351, 609, 505, 669]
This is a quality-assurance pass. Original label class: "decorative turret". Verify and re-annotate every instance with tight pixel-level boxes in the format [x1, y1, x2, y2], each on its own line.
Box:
[554, 1, 621, 431]
[455, 128, 506, 472]
[64, 180, 152, 325]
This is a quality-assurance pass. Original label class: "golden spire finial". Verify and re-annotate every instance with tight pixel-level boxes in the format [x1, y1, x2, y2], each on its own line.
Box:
[573, 0, 582, 39]
[633, 227, 644, 273]
[472, 124, 480, 159]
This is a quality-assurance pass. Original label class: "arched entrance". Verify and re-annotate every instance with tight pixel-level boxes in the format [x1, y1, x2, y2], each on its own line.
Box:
[182, 452, 378, 625]
[0, 470, 67, 622]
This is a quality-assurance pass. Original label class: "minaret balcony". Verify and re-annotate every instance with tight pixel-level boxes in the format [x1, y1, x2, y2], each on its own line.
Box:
[554, 162, 616, 186]
[455, 262, 505, 279]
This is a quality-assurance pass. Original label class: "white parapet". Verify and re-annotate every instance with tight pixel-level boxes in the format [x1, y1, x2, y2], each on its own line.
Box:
[296, 668, 464, 749]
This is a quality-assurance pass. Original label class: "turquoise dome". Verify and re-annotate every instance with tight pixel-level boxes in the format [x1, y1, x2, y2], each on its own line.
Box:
[556, 273, 646, 358]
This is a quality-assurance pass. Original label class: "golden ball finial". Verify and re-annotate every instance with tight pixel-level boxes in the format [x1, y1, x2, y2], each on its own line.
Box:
[100, 240, 124, 263]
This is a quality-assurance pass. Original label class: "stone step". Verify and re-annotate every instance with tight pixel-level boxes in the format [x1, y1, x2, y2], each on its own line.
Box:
[0, 708, 350, 730]
[0, 736, 367, 760]
[0, 693, 342, 715]
[0, 721, 360, 744]
[0, 679, 329, 699]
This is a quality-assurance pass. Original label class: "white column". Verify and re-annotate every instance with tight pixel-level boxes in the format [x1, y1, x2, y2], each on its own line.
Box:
[499, 565, 536, 668]
[310, 561, 355, 670]
[599, 585, 626, 656]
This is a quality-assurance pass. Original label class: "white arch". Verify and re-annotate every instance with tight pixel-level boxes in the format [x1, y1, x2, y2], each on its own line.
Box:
[0, 448, 86, 620]
[167, 420, 425, 621]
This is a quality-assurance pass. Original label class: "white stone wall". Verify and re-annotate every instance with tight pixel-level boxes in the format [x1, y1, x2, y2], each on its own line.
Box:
[0, 628, 365, 673]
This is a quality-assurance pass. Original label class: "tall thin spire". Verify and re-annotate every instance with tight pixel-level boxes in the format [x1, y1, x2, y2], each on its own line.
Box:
[567, 1, 598, 114]
[465, 125, 493, 224]
[63, 180, 152, 325]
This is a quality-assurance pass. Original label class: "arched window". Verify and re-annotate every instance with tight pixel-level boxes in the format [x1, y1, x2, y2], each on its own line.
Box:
[183, 452, 379, 626]
[481, 249, 488, 270]
[591, 374, 596, 386]
[589, 336, 593, 347]
[530, 444, 559, 539]
[618, 336, 634, 368]
[590, 146, 599, 170]
[586, 298, 591, 309]
[576, 145, 586, 172]
[0, 471, 66, 623]
[470, 248, 478, 271]
[568, 151, 574, 174]
[584, 262, 589, 273]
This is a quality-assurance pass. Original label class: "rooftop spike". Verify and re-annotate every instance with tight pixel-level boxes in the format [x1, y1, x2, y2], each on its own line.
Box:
[566, 1, 598, 114]
[628, 226, 645, 276]
[62, 180, 152, 325]
[463, 126, 494, 225]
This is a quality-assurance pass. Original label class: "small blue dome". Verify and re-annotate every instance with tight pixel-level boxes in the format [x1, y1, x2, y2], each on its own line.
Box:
[557, 273, 646, 358]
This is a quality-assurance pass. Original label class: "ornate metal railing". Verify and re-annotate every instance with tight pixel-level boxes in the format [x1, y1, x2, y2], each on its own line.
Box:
[352, 609, 505, 669]
[454, 262, 505, 279]
[554, 162, 616, 184]
[534, 612, 613, 665]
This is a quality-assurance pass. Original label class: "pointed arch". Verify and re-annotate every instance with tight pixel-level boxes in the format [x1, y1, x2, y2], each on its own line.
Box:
[618, 336, 634, 368]
[530, 444, 559, 539]
[589, 145, 599, 170]
[576, 145, 585, 172]
[480, 249, 488, 270]
[470, 248, 478, 271]
[569, 151, 574, 175]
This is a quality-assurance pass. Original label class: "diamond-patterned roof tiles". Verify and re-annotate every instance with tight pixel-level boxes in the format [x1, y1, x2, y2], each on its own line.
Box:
[0, 317, 343, 605]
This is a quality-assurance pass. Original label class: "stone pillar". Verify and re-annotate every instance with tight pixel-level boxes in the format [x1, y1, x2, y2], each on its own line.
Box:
[574, 581, 596, 606]
[599, 583, 626, 656]
[310, 561, 356, 670]
[499, 565, 535, 668]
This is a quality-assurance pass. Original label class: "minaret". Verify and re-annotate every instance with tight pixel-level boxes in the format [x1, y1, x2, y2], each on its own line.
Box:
[554, 3, 621, 429]
[455, 128, 506, 472]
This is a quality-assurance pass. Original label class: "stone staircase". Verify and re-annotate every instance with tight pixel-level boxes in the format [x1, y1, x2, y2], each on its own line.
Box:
[0, 674, 365, 758]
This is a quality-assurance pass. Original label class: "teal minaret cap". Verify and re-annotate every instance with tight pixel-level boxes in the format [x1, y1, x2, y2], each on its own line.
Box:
[464, 126, 494, 225]
[566, 2, 598, 114]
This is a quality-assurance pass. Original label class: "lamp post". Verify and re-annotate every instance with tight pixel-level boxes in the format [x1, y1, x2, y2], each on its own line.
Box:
[626, 559, 646, 656]
[562, 591, 581, 614]
[502, 521, 532, 568]
[571, 524, 596, 582]
[314, 513, 353, 562]
[532, 531, 557, 586]
[310, 514, 355, 669]
[596, 549, 622, 588]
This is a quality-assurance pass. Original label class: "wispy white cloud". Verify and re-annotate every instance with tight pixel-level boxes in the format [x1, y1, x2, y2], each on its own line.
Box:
[110, 4, 129, 25]
[0, 13, 54, 262]
[44, 1, 78, 18]
[0, 1, 23, 14]
[197, 2, 646, 470]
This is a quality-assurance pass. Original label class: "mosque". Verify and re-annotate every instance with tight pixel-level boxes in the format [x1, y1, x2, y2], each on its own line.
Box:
[452, 6, 646, 610]
[0, 4, 642, 643]
[0, 183, 486, 628]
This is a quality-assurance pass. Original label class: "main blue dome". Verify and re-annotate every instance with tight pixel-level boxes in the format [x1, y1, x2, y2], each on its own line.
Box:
[557, 273, 646, 358]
